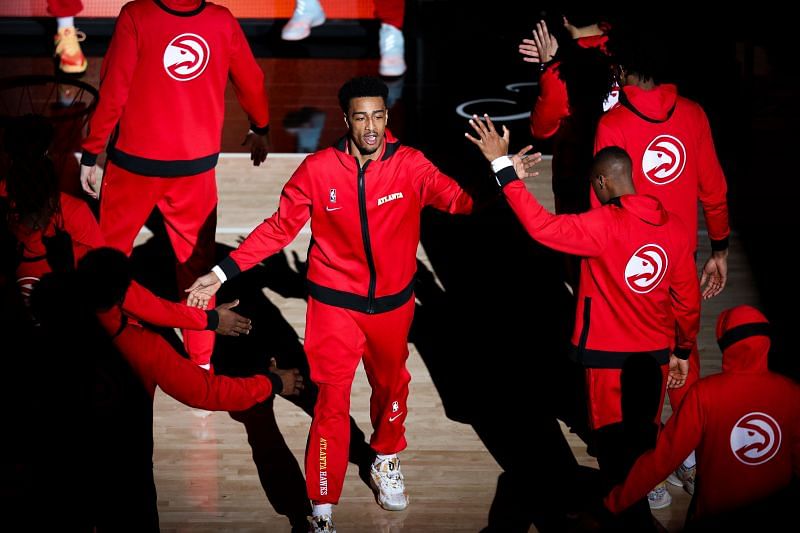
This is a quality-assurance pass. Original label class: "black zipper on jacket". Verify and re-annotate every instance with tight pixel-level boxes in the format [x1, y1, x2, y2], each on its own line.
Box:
[357, 159, 377, 313]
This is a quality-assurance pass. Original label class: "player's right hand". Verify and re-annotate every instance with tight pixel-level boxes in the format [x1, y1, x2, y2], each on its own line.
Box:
[268, 357, 304, 396]
[214, 299, 252, 336]
[186, 271, 222, 309]
[80, 164, 99, 199]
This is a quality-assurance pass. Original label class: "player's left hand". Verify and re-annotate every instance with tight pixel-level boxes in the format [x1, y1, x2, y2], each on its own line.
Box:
[667, 354, 689, 389]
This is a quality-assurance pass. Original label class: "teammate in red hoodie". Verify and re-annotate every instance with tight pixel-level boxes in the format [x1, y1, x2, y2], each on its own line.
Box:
[30, 248, 303, 531]
[605, 305, 800, 529]
[79, 0, 271, 368]
[467, 116, 700, 521]
[594, 26, 731, 499]
[519, 14, 616, 215]
[186, 76, 486, 532]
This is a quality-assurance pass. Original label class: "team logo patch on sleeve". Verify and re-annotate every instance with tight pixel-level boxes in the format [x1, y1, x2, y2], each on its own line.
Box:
[730, 412, 782, 466]
[624, 244, 668, 294]
[163, 33, 210, 82]
[643, 134, 686, 185]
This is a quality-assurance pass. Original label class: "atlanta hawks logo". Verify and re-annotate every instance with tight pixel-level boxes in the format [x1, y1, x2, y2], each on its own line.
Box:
[163, 33, 210, 82]
[731, 412, 782, 466]
[642, 134, 686, 185]
[624, 244, 668, 294]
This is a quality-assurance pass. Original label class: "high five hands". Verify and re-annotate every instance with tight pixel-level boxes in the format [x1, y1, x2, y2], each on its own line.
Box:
[465, 113, 542, 179]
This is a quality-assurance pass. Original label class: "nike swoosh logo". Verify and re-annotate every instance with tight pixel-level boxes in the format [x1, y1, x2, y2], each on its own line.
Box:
[325, 206, 342, 212]
[389, 412, 403, 422]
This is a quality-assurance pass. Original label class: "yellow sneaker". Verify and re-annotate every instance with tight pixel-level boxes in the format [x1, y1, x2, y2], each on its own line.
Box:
[54, 26, 88, 74]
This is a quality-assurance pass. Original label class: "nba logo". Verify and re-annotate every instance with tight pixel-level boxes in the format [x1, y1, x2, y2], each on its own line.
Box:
[329, 189, 337, 203]
[392, 401, 399, 413]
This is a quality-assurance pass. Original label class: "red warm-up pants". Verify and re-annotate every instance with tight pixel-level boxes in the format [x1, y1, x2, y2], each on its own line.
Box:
[585, 365, 669, 431]
[47, 0, 83, 17]
[304, 296, 414, 504]
[374, 0, 404, 29]
[99, 162, 217, 365]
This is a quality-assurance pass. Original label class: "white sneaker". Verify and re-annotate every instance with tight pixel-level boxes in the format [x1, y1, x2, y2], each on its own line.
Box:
[379, 23, 406, 77]
[308, 514, 336, 533]
[647, 482, 672, 510]
[667, 463, 696, 495]
[370, 456, 409, 511]
[282, 0, 326, 41]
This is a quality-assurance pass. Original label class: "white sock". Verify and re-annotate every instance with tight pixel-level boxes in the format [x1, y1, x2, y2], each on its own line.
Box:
[375, 453, 397, 463]
[312, 503, 333, 517]
[57, 17, 75, 30]
[683, 451, 696, 469]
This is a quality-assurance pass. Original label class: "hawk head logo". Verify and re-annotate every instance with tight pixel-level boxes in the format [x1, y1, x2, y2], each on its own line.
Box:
[163, 33, 210, 82]
[624, 244, 668, 294]
[642, 134, 686, 185]
[731, 412, 782, 466]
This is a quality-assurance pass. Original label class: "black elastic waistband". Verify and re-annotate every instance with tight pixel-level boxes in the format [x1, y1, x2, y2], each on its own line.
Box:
[307, 279, 414, 314]
[109, 147, 218, 177]
[570, 345, 670, 369]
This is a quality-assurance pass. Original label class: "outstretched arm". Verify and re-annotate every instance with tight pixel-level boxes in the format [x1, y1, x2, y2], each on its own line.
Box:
[465, 114, 610, 257]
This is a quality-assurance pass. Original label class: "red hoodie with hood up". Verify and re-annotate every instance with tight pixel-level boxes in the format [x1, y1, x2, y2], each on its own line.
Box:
[605, 305, 800, 519]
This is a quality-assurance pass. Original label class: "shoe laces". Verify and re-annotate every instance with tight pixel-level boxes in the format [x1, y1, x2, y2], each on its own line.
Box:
[58, 28, 86, 43]
[56, 28, 86, 55]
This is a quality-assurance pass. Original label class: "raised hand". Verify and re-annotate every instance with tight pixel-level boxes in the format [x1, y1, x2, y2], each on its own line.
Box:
[185, 271, 222, 309]
[465, 113, 510, 162]
[511, 145, 543, 180]
[519, 20, 559, 65]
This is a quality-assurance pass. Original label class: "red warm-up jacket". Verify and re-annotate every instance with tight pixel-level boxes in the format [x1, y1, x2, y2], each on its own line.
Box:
[216, 132, 473, 314]
[495, 166, 699, 367]
[81, 0, 269, 176]
[594, 84, 729, 252]
[606, 306, 800, 520]
[97, 306, 278, 407]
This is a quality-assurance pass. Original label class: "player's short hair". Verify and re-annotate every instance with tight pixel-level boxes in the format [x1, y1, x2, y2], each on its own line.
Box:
[594, 146, 632, 175]
[338, 77, 388, 113]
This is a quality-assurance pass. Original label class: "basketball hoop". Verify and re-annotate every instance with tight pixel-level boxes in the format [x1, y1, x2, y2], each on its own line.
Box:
[0, 75, 99, 193]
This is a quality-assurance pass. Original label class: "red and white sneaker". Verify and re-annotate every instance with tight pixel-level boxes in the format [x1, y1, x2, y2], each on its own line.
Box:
[55, 26, 88, 74]
[281, 0, 326, 41]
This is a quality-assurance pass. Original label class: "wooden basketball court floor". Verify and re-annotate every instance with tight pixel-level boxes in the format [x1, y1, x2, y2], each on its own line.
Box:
[131, 154, 758, 532]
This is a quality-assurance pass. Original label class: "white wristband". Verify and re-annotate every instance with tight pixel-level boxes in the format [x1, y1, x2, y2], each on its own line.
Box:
[491, 156, 513, 173]
[211, 265, 227, 284]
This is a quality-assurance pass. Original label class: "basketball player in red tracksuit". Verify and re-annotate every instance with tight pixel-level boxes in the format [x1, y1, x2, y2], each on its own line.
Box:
[80, 0, 270, 367]
[593, 29, 730, 499]
[605, 305, 800, 529]
[186, 77, 480, 532]
[519, 16, 617, 215]
[31, 249, 301, 532]
[6, 184, 250, 336]
[593, 54, 730, 412]
[468, 117, 700, 517]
